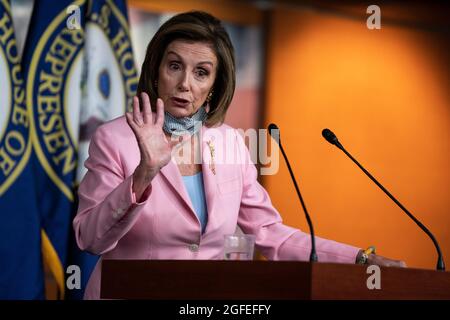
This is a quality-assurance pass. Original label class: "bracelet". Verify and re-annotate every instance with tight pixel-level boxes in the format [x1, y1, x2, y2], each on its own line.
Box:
[357, 246, 376, 265]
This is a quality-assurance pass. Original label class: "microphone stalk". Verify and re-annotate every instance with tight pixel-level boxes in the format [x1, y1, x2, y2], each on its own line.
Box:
[269, 124, 318, 262]
[322, 128, 445, 271]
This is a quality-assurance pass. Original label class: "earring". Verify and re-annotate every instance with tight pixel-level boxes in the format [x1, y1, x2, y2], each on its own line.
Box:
[206, 91, 213, 102]
[154, 80, 158, 88]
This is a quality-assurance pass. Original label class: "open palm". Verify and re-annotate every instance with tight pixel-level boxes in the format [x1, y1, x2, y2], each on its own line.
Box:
[126, 92, 180, 173]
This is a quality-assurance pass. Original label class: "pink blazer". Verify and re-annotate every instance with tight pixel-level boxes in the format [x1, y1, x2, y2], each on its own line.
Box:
[73, 116, 360, 299]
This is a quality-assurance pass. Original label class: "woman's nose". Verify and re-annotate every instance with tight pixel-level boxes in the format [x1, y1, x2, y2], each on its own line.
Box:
[177, 71, 190, 92]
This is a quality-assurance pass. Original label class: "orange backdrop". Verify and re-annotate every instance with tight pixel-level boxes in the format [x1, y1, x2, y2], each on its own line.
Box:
[263, 7, 450, 270]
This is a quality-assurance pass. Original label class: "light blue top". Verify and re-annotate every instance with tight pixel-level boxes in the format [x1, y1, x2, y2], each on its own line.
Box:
[182, 172, 208, 234]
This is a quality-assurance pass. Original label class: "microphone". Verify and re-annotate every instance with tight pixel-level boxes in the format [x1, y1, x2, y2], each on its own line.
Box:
[322, 128, 445, 271]
[268, 123, 318, 262]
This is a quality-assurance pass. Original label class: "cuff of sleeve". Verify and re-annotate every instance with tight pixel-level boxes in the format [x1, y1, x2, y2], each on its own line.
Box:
[130, 177, 152, 205]
[349, 247, 362, 264]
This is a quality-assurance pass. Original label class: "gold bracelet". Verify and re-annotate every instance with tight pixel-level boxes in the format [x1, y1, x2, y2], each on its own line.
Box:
[357, 246, 376, 264]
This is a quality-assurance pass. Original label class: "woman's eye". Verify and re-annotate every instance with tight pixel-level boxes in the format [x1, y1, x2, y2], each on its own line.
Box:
[169, 63, 180, 70]
[196, 69, 209, 77]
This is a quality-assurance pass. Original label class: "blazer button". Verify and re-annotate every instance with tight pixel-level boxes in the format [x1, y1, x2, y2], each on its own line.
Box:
[112, 208, 123, 219]
[188, 244, 199, 252]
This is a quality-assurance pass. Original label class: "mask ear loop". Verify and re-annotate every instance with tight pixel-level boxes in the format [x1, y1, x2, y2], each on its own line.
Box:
[204, 101, 211, 114]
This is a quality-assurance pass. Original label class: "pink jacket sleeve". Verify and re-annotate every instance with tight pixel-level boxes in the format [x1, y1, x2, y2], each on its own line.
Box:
[73, 125, 151, 255]
[235, 132, 360, 263]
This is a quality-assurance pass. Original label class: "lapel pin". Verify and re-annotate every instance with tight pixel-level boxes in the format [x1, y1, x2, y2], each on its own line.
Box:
[206, 140, 216, 175]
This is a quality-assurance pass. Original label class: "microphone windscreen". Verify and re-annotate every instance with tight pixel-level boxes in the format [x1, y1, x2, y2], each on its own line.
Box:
[322, 128, 337, 145]
[268, 123, 279, 133]
[268, 123, 280, 144]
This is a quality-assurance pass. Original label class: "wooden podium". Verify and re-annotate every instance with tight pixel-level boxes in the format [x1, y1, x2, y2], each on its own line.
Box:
[101, 260, 450, 300]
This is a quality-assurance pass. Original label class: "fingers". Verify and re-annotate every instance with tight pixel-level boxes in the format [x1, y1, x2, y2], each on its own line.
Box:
[370, 255, 407, 268]
[387, 259, 407, 268]
[390, 261, 406, 268]
[155, 98, 165, 126]
[141, 92, 152, 124]
[130, 94, 162, 127]
[125, 111, 138, 134]
[133, 96, 143, 125]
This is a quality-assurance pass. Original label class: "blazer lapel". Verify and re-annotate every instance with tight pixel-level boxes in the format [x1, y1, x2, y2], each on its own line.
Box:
[159, 159, 196, 218]
[159, 127, 219, 232]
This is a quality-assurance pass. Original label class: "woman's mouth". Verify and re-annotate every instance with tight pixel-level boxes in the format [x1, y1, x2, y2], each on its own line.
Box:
[171, 97, 190, 108]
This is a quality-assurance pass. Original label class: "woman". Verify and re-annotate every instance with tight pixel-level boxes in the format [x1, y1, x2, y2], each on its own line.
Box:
[74, 11, 405, 299]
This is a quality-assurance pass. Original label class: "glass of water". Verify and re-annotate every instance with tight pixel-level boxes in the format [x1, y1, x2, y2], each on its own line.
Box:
[223, 234, 255, 260]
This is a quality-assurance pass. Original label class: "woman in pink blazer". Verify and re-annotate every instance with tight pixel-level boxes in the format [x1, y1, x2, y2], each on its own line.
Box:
[73, 11, 405, 300]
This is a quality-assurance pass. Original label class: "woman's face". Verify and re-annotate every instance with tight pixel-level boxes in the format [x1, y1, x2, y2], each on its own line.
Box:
[158, 40, 218, 118]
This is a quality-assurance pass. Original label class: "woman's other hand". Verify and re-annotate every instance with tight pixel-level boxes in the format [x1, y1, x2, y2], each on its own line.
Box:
[356, 249, 407, 268]
[367, 253, 407, 268]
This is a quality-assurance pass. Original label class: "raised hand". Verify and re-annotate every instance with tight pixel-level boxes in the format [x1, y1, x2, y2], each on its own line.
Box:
[126, 92, 180, 200]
